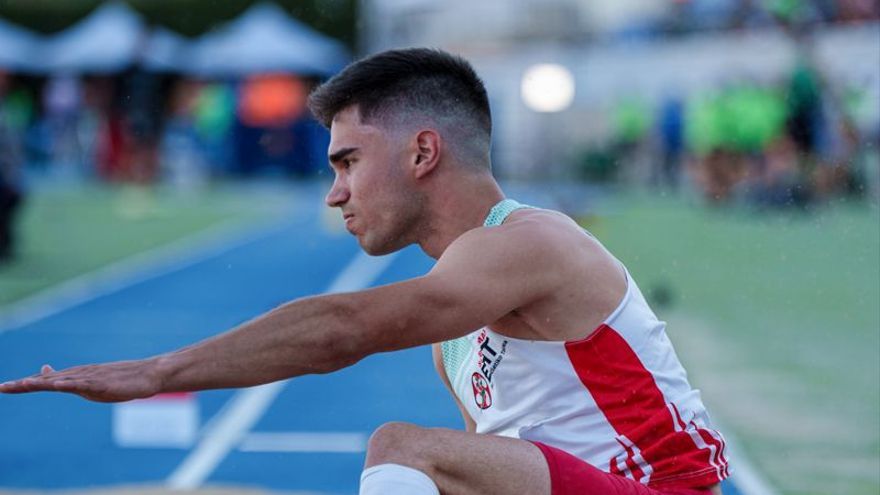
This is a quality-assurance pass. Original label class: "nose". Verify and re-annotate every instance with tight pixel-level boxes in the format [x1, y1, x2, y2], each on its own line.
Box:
[325, 174, 350, 208]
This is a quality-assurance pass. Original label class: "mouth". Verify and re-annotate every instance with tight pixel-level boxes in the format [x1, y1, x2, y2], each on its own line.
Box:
[342, 213, 356, 233]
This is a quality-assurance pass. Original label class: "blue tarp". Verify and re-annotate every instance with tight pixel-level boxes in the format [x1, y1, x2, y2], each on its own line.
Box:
[187, 2, 349, 77]
[0, 18, 42, 72]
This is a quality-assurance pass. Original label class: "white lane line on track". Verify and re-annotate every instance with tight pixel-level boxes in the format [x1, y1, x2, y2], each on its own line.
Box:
[0, 218, 291, 334]
[238, 432, 368, 453]
[166, 250, 398, 490]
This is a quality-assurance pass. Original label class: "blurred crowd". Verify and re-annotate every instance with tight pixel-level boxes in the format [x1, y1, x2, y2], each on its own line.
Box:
[659, 0, 878, 36]
[603, 0, 880, 208]
[579, 59, 879, 209]
[0, 70, 329, 184]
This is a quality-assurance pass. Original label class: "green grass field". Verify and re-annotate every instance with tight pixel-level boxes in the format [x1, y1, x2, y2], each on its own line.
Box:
[0, 181, 291, 308]
[589, 191, 880, 495]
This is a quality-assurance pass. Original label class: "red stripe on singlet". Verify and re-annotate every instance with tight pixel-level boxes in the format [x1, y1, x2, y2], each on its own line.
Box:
[564, 324, 722, 487]
[620, 439, 647, 482]
[698, 426, 729, 478]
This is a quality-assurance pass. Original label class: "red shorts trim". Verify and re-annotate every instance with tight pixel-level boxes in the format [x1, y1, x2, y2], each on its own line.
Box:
[531, 441, 715, 495]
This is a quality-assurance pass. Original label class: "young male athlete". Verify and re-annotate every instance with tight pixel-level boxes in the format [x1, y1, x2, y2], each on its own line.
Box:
[0, 48, 729, 495]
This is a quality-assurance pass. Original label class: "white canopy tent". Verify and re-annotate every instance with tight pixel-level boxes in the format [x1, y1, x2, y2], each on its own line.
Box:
[0, 18, 42, 73]
[186, 2, 349, 78]
[141, 27, 191, 73]
[38, 2, 146, 74]
[5, 2, 349, 77]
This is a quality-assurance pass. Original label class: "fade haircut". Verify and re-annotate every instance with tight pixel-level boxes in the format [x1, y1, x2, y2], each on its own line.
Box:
[308, 48, 492, 167]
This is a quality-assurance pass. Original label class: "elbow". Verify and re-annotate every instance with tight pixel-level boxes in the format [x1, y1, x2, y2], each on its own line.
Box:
[311, 330, 366, 374]
[291, 329, 362, 376]
[297, 289, 417, 375]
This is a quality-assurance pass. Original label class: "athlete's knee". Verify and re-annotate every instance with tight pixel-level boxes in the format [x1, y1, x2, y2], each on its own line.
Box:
[367, 422, 424, 455]
[365, 422, 432, 469]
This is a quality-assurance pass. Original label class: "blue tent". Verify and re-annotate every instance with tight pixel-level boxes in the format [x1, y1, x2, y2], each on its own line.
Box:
[39, 2, 145, 74]
[187, 2, 349, 78]
[0, 18, 42, 72]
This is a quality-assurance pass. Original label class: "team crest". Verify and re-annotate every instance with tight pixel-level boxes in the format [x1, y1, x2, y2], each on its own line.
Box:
[472, 372, 492, 409]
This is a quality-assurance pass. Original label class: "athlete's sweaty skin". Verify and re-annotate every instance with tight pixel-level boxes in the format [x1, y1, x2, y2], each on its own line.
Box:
[1, 65, 722, 495]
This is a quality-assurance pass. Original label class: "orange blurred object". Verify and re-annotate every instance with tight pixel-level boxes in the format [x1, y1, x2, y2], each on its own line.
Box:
[238, 74, 306, 127]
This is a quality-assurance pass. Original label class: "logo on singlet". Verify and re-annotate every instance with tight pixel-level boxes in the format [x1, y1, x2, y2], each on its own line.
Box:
[471, 372, 492, 409]
[476, 329, 508, 383]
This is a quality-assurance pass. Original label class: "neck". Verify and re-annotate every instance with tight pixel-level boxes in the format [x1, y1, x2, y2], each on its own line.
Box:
[417, 173, 504, 259]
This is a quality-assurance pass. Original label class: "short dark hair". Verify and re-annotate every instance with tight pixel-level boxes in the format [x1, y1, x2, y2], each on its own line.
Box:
[308, 48, 492, 140]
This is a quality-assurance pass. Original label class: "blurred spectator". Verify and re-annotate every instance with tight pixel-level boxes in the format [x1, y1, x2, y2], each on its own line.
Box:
[160, 79, 207, 190]
[836, 0, 880, 21]
[43, 74, 84, 177]
[123, 70, 164, 184]
[0, 72, 25, 263]
[785, 61, 824, 160]
[611, 96, 651, 182]
[92, 77, 128, 182]
[749, 136, 811, 207]
[655, 95, 685, 190]
[193, 82, 236, 175]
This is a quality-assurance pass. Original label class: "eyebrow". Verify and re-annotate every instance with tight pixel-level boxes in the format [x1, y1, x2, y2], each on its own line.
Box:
[328, 147, 359, 164]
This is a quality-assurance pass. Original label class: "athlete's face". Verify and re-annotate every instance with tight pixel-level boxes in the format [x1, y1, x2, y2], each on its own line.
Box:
[325, 106, 424, 255]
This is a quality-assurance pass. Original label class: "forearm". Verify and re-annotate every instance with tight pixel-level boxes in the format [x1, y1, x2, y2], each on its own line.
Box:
[0, 276, 480, 403]
[153, 293, 365, 393]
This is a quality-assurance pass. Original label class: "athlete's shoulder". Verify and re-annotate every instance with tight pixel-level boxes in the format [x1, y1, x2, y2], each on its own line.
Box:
[438, 207, 590, 271]
[499, 207, 583, 236]
[484, 207, 589, 247]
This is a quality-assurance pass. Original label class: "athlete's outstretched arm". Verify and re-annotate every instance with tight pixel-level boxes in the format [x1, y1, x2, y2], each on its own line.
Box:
[0, 224, 560, 403]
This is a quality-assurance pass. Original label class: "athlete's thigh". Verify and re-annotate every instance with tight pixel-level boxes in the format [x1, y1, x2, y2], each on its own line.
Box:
[367, 423, 550, 495]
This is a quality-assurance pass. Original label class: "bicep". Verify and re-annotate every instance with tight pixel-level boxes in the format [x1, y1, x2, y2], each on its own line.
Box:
[353, 227, 557, 353]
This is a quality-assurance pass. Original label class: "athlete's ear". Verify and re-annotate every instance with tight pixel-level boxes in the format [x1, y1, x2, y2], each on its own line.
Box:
[412, 129, 441, 179]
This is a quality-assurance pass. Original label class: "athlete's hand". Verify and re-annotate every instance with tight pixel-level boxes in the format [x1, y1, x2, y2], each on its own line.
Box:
[0, 360, 163, 403]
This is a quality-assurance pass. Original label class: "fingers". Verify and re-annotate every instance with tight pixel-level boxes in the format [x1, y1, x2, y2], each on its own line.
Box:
[0, 377, 50, 393]
[1, 365, 71, 394]
[1, 376, 87, 395]
[1, 361, 152, 402]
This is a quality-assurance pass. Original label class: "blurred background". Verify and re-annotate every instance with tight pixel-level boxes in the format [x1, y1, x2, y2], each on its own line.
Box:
[0, 1, 878, 495]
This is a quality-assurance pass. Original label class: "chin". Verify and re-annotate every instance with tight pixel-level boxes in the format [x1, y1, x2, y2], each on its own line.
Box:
[359, 234, 407, 256]
[360, 242, 399, 256]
